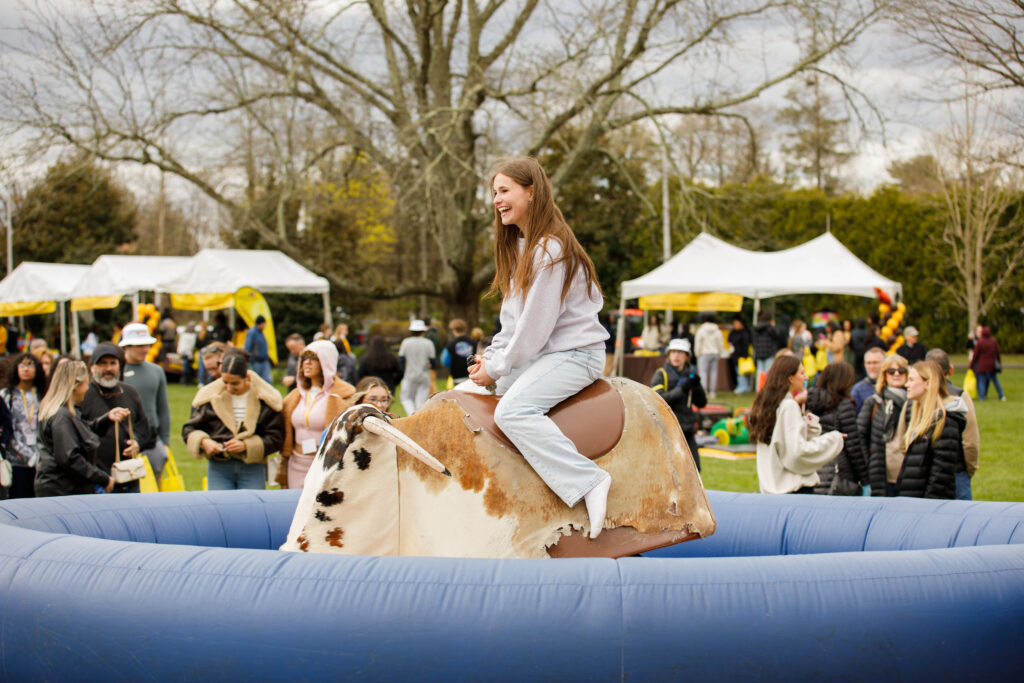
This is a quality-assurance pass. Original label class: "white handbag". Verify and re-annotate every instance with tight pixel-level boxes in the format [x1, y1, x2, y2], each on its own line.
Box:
[0, 458, 12, 488]
[111, 417, 146, 484]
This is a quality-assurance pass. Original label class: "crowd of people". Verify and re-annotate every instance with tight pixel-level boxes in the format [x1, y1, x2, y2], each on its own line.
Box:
[652, 310, 998, 501]
[0, 309, 472, 501]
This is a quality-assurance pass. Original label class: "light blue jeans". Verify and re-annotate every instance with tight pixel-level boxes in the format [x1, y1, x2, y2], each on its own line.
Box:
[697, 354, 719, 395]
[207, 458, 266, 490]
[493, 348, 608, 507]
[735, 371, 751, 394]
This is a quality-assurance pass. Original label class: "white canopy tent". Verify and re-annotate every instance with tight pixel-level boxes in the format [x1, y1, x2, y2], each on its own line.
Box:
[72, 255, 192, 304]
[162, 249, 332, 324]
[615, 232, 903, 374]
[69, 255, 195, 352]
[0, 262, 91, 353]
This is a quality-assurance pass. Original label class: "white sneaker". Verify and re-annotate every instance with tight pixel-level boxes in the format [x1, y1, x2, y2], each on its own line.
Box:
[584, 473, 612, 539]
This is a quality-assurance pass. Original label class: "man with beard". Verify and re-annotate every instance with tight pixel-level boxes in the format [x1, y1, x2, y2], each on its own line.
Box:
[78, 342, 155, 493]
[119, 323, 172, 485]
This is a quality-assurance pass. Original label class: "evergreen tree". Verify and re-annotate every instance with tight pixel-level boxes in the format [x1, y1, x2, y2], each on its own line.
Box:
[11, 155, 136, 266]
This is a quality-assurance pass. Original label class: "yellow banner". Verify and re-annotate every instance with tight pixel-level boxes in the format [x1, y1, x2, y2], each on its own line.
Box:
[234, 287, 277, 365]
[0, 301, 56, 316]
[170, 292, 235, 311]
[638, 292, 743, 312]
[71, 295, 123, 311]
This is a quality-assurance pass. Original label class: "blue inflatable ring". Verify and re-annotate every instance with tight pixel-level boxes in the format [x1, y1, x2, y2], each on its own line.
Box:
[2, 489, 1022, 680]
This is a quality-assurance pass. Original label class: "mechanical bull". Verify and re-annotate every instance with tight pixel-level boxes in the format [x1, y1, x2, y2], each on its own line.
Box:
[281, 377, 715, 558]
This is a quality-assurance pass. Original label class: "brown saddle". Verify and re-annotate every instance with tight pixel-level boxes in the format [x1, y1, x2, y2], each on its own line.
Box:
[436, 379, 625, 460]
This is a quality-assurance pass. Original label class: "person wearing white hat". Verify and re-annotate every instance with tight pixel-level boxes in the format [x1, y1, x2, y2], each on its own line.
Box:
[398, 319, 436, 415]
[118, 322, 171, 485]
[650, 338, 707, 471]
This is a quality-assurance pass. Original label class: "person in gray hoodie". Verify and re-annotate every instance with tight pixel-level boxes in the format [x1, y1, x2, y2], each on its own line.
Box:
[468, 157, 611, 539]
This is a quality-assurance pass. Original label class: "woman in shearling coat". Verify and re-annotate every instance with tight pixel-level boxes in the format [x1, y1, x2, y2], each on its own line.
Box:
[182, 351, 284, 490]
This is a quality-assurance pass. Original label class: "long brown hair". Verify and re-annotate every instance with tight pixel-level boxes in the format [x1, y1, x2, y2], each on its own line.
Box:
[488, 157, 601, 302]
[816, 361, 855, 412]
[747, 355, 802, 445]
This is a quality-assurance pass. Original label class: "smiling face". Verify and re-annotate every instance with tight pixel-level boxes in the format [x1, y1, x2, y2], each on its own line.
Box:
[492, 173, 533, 227]
[91, 356, 120, 388]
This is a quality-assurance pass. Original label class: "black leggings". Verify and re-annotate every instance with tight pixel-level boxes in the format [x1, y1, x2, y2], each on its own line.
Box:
[8, 465, 36, 499]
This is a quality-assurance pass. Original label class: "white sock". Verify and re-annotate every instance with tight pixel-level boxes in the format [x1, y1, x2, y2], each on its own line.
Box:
[584, 473, 612, 539]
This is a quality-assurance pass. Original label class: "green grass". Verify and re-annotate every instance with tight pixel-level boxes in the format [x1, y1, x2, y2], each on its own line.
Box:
[166, 358, 1024, 501]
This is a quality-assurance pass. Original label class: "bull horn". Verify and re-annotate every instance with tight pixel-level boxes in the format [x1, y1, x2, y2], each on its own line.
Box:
[363, 415, 451, 477]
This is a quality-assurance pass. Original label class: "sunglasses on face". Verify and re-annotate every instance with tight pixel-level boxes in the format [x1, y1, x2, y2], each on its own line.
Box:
[300, 353, 320, 361]
[885, 368, 908, 376]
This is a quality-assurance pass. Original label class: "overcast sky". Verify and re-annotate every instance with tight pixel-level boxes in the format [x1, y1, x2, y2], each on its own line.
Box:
[0, 0, 1019, 198]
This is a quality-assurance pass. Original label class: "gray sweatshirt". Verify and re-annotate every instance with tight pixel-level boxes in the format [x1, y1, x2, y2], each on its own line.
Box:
[484, 237, 608, 379]
[123, 361, 171, 444]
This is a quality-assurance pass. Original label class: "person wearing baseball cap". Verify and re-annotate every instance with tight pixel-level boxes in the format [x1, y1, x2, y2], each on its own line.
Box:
[896, 326, 927, 365]
[118, 322, 172, 485]
[650, 338, 707, 471]
[77, 341, 156, 493]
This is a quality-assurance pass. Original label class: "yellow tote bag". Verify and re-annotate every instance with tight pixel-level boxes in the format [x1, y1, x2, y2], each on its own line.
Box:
[159, 449, 186, 492]
[963, 369, 978, 399]
[738, 356, 755, 375]
[803, 347, 818, 378]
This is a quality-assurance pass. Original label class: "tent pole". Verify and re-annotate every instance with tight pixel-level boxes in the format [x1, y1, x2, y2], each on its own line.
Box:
[753, 296, 760, 325]
[58, 300, 66, 354]
[71, 306, 80, 359]
[132, 292, 140, 322]
[614, 293, 627, 377]
[322, 291, 332, 328]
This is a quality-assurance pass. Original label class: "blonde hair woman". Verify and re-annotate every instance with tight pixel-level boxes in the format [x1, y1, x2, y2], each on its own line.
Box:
[351, 376, 394, 414]
[891, 361, 966, 499]
[34, 360, 130, 497]
[858, 353, 909, 496]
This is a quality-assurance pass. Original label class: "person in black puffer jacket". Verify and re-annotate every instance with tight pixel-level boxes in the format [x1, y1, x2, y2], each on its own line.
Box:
[858, 354, 909, 496]
[651, 338, 707, 471]
[806, 362, 867, 495]
[892, 360, 966, 499]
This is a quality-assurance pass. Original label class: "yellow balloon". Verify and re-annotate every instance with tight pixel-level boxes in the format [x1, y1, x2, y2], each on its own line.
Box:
[879, 303, 891, 315]
[896, 302, 906, 313]
[894, 335, 905, 347]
